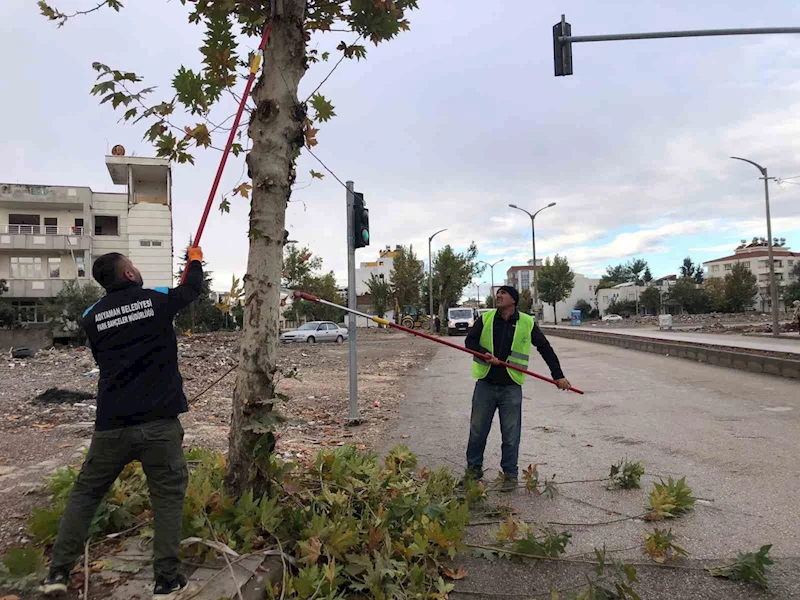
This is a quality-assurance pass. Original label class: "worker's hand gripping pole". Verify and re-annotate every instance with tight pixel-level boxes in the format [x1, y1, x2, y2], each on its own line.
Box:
[291, 290, 584, 394]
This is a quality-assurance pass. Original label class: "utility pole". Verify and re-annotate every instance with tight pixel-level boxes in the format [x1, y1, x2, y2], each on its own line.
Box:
[345, 181, 359, 420]
[731, 157, 781, 337]
[428, 229, 447, 333]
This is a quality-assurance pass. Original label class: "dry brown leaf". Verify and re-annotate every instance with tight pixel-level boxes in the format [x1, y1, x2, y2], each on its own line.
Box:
[442, 566, 468, 580]
[400, 434, 410, 439]
[297, 536, 322, 565]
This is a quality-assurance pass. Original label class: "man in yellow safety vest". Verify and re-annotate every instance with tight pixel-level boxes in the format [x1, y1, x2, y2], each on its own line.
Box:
[464, 285, 570, 492]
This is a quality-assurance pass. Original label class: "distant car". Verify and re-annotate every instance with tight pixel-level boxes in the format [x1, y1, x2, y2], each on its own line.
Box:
[280, 321, 348, 344]
[602, 314, 623, 322]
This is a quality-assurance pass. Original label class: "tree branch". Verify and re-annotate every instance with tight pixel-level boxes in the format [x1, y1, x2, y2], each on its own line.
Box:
[39, 0, 120, 27]
[305, 36, 362, 103]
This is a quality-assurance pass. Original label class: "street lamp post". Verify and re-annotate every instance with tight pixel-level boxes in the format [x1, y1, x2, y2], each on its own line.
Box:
[477, 259, 505, 306]
[509, 202, 557, 314]
[428, 229, 447, 333]
[730, 157, 780, 337]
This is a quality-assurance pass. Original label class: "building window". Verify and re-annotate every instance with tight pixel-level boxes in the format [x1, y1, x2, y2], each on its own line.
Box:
[11, 301, 47, 323]
[724, 264, 732, 271]
[139, 240, 162, 247]
[520, 271, 531, 289]
[48, 257, 61, 278]
[94, 215, 119, 236]
[76, 256, 86, 278]
[10, 257, 42, 278]
[8, 214, 40, 234]
[74, 218, 85, 235]
[711, 265, 720, 272]
[44, 217, 58, 235]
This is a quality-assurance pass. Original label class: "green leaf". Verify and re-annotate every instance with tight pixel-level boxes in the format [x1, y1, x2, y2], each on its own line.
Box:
[707, 544, 773, 586]
[144, 121, 168, 143]
[321, 51, 330, 61]
[230, 142, 244, 157]
[172, 66, 208, 115]
[310, 169, 324, 180]
[123, 107, 138, 121]
[218, 198, 231, 214]
[1, 546, 45, 578]
[185, 123, 211, 148]
[310, 94, 336, 123]
[91, 80, 116, 96]
[647, 476, 695, 520]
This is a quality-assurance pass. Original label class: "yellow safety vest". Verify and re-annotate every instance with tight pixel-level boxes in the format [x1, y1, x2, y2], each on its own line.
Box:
[471, 309, 534, 385]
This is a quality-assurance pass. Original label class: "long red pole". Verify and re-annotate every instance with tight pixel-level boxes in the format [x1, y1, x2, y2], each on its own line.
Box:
[179, 24, 273, 284]
[292, 290, 584, 395]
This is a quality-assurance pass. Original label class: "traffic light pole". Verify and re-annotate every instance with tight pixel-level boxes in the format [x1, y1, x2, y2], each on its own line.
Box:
[553, 14, 800, 76]
[346, 180, 359, 421]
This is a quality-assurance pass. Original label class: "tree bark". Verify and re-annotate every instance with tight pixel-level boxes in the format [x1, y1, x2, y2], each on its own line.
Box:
[225, 0, 307, 498]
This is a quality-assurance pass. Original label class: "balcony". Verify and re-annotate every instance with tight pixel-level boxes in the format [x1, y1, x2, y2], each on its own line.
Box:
[0, 225, 91, 251]
[3, 278, 67, 298]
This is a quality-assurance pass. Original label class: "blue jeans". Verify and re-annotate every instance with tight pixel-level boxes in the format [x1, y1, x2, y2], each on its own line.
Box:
[466, 379, 522, 479]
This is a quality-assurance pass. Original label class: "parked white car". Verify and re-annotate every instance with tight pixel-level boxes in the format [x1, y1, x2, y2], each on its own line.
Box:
[602, 314, 623, 322]
[280, 321, 348, 344]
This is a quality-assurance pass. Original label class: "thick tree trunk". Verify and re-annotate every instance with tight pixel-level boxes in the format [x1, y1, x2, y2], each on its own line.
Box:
[225, 0, 307, 498]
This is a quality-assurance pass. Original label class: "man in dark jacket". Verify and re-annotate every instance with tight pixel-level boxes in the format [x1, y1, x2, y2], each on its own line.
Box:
[464, 285, 570, 492]
[42, 249, 204, 599]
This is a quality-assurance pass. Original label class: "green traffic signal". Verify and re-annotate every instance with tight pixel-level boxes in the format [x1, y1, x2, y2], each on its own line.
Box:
[353, 192, 370, 249]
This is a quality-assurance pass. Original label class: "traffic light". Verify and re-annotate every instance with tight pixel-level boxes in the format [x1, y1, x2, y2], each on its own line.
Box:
[353, 192, 370, 249]
[553, 16, 573, 76]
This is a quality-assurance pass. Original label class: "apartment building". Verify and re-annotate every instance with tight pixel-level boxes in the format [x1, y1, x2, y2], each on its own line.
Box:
[504, 259, 543, 291]
[0, 152, 173, 324]
[703, 239, 798, 311]
[354, 245, 423, 295]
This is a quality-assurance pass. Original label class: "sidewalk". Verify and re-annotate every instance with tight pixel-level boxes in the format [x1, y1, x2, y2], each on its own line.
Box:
[547, 325, 800, 356]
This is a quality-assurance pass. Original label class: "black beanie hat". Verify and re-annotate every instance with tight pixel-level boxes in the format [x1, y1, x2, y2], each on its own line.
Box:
[497, 285, 520, 305]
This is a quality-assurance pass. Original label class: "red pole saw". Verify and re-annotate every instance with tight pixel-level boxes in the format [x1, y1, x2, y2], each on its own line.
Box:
[292, 290, 584, 395]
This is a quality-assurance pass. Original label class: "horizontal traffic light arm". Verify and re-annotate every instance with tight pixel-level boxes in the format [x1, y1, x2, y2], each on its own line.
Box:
[559, 26, 800, 44]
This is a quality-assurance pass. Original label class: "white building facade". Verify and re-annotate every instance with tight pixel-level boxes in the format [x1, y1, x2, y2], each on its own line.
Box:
[0, 154, 173, 323]
[703, 239, 798, 312]
[354, 245, 423, 295]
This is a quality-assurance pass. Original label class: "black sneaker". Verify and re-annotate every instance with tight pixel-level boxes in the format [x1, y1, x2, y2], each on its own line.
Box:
[500, 477, 519, 493]
[153, 573, 195, 600]
[40, 567, 70, 596]
[457, 468, 484, 487]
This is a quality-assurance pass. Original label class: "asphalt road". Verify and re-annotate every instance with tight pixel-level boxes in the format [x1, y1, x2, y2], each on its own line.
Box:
[383, 336, 800, 599]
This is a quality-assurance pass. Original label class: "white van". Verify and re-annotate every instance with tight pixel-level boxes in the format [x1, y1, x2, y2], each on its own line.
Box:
[447, 307, 476, 336]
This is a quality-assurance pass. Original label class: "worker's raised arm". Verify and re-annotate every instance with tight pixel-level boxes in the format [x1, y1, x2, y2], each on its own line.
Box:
[167, 248, 204, 317]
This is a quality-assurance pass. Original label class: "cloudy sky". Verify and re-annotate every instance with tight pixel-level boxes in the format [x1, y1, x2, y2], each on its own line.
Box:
[2, 0, 800, 294]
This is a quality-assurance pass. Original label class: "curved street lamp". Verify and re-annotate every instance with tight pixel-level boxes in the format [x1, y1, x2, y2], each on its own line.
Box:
[428, 229, 447, 332]
[509, 202, 556, 309]
[477, 259, 505, 306]
[730, 157, 779, 337]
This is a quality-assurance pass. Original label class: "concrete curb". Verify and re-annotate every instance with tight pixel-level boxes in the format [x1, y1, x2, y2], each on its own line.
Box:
[540, 327, 800, 380]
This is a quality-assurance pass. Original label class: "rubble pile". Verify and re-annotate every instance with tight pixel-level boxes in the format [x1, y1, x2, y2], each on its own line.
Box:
[587, 312, 786, 330]
[1, 330, 436, 463]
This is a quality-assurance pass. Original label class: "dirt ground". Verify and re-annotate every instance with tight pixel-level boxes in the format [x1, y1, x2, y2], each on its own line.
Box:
[0, 328, 437, 555]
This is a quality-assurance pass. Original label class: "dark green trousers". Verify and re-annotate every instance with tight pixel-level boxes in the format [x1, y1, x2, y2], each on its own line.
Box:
[51, 418, 188, 581]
